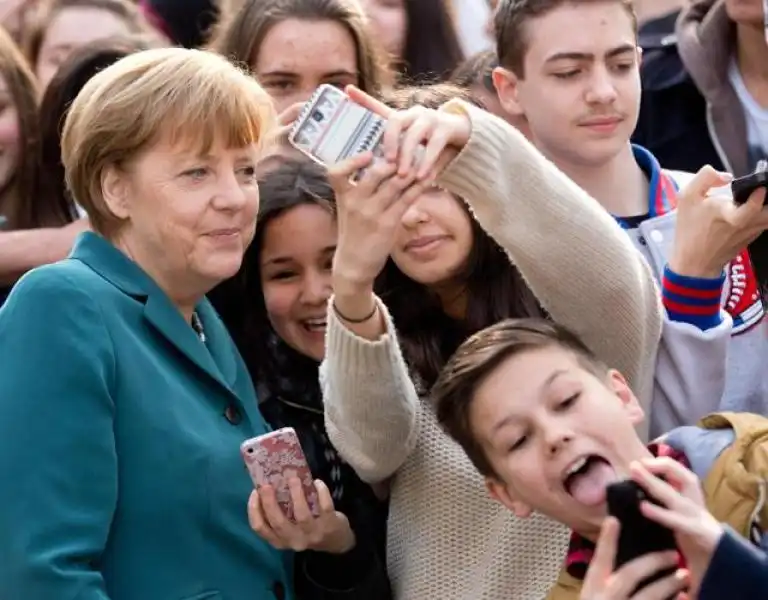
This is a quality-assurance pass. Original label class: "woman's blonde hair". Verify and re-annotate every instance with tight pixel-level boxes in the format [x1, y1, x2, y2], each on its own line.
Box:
[61, 47, 276, 236]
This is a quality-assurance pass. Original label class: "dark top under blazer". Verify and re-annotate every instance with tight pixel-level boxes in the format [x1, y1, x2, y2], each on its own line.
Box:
[0, 232, 293, 600]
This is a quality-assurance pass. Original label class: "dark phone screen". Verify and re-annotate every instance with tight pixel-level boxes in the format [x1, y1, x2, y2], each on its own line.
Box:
[606, 480, 679, 597]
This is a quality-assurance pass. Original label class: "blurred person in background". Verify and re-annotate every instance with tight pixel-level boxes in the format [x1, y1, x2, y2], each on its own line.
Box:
[138, 0, 219, 48]
[0, 0, 36, 42]
[634, 0, 768, 177]
[0, 24, 80, 306]
[357, 0, 464, 82]
[450, 49, 531, 136]
[0, 34, 157, 307]
[209, 157, 391, 600]
[633, 0, 768, 292]
[449, 0, 493, 55]
[0, 46, 326, 600]
[36, 35, 154, 230]
[210, 0, 390, 153]
[23, 0, 159, 90]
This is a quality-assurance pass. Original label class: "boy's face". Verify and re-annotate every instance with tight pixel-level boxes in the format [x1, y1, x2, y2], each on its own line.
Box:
[493, 1, 641, 169]
[469, 346, 649, 538]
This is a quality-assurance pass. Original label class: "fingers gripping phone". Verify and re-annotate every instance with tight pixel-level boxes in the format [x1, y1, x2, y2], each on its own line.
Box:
[241, 427, 320, 522]
[606, 480, 679, 598]
[732, 159, 768, 205]
[288, 84, 386, 169]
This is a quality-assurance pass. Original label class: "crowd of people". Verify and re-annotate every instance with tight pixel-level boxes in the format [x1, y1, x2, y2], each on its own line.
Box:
[0, 0, 766, 599]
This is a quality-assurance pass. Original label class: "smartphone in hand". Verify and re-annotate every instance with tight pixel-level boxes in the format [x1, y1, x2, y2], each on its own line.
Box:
[732, 160, 768, 205]
[606, 479, 679, 598]
[241, 427, 320, 522]
[288, 84, 386, 170]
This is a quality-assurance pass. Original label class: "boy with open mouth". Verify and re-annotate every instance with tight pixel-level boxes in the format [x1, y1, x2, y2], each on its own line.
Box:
[434, 318, 768, 599]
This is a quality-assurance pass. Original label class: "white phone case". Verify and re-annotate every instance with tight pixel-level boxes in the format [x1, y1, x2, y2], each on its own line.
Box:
[288, 84, 386, 168]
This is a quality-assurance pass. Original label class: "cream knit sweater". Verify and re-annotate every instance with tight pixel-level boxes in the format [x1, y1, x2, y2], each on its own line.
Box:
[320, 102, 663, 599]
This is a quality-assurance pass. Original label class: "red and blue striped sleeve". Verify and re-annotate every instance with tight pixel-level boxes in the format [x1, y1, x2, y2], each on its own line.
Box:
[662, 266, 725, 330]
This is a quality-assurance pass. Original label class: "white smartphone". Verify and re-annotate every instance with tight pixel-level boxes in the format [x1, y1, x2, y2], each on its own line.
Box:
[288, 84, 386, 169]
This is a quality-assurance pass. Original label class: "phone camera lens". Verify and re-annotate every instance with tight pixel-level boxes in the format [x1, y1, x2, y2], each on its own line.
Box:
[312, 110, 324, 122]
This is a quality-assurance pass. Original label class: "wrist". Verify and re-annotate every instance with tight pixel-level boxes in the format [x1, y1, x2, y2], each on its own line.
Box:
[662, 265, 725, 330]
[668, 256, 724, 280]
[332, 275, 374, 297]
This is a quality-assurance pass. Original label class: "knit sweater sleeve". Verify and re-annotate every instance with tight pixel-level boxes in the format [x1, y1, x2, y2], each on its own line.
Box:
[321, 102, 665, 481]
[437, 101, 663, 415]
[321, 297, 420, 483]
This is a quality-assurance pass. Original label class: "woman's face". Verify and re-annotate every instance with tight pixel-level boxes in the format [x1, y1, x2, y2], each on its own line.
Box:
[390, 187, 473, 289]
[260, 203, 336, 361]
[253, 18, 359, 115]
[106, 136, 261, 297]
[36, 7, 134, 90]
[358, 0, 406, 60]
[0, 75, 20, 195]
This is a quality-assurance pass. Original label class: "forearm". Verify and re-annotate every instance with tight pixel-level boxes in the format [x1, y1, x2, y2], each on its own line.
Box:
[0, 219, 88, 284]
[437, 101, 663, 395]
[320, 296, 420, 482]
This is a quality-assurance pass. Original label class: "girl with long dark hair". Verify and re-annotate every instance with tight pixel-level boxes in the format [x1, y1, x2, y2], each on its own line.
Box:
[209, 157, 391, 600]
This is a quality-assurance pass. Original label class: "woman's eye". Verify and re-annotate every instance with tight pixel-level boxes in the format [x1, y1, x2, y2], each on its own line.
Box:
[184, 168, 208, 179]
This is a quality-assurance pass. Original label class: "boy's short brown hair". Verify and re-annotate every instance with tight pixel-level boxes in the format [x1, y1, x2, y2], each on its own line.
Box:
[433, 318, 607, 477]
[493, 0, 637, 76]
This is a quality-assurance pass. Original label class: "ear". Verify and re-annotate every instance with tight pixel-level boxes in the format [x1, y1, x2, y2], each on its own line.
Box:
[606, 369, 645, 426]
[100, 165, 131, 220]
[485, 476, 533, 518]
[492, 66, 525, 118]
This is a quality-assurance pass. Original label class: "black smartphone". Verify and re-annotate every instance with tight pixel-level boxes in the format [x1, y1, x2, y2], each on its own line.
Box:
[732, 159, 768, 205]
[606, 480, 679, 598]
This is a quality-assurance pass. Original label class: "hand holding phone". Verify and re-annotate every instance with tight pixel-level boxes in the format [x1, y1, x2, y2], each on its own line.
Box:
[580, 517, 687, 600]
[243, 430, 355, 554]
[606, 480, 680, 599]
[732, 160, 768, 205]
[288, 84, 387, 172]
[629, 457, 724, 598]
[241, 427, 319, 522]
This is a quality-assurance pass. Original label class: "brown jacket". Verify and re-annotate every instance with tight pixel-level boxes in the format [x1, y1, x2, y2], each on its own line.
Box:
[546, 412, 768, 600]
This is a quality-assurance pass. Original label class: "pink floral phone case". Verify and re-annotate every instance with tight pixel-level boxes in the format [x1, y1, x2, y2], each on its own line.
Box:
[241, 428, 319, 521]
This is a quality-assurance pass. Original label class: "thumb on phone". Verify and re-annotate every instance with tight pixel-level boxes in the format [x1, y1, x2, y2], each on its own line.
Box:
[684, 165, 732, 201]
[326, 151, 374, 193]
[278, 102, 305, 127]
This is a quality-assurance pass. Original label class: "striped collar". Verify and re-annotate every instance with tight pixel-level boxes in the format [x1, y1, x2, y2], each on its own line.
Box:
[614, 145, 678, 229]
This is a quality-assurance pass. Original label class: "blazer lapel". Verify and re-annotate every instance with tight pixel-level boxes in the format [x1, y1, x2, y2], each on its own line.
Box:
[143, 294, 236, 394]
[71, 232, 240, 397]
[196, 299, 238, 388]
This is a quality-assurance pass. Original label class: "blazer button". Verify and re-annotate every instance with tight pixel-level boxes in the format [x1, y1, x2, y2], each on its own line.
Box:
[272, 581, 286, 600]
[224, 404, 242, 425]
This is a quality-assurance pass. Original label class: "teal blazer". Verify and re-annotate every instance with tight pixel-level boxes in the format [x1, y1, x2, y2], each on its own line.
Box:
[0, 232, 293, 600]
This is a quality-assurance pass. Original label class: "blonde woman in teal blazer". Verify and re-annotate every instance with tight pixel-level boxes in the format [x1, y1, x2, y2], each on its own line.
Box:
[0, 48, 297, 600]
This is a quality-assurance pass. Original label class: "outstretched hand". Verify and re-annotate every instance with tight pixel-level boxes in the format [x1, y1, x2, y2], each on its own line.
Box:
[345, 85, 471, 180]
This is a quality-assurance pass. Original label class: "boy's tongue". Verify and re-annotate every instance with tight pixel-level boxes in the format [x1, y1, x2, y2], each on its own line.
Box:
[568, 458, 617, 506]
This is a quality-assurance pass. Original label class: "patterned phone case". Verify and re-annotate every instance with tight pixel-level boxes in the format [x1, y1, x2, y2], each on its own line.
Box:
[288, 83, 386, 168]
[241, 428, 319, 521]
